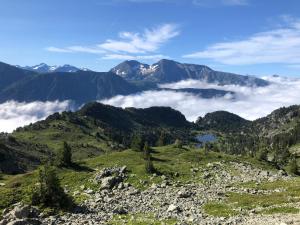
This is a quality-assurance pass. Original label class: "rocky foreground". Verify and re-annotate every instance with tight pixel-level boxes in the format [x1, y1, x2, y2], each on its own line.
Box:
[1, 161, 299, 225]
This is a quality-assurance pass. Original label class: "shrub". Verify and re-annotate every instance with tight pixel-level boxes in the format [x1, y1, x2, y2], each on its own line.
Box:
[157, 132, 167, 146]
[31, 165, 73, 209]
[204, 142, 210, 156]
[256, 148, 268, 161]
[174, 139, 183, 148]
[287, 158, 299, 175]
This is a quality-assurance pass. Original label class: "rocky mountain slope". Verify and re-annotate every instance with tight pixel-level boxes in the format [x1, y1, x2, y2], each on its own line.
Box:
[0, 146, 299, 225]
[111, 59, 269, 86]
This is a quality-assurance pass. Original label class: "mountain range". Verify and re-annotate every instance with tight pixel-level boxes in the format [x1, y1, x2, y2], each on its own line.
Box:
[0, 59, 270, 104]
[17, 63, 91, 73]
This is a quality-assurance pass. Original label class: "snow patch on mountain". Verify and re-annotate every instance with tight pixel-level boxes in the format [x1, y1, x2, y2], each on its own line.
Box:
[17, 63, 92, 73]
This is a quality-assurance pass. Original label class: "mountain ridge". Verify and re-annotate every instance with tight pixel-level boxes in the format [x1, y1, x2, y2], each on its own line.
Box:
[110, 59, 269, 86]
[17, 63, 91, 73]
[0, 71, 139, 104]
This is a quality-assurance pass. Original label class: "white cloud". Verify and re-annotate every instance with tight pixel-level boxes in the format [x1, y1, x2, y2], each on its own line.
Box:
[102, 0, 249, 6]
[0, 101, 73, 133]
[222, 0, 248, 5]
[46, 47, 73, 53]
[99, 24, 179, 54]
[101, 54, 169, 60]
[46, 46, 105, 54]
[286, 64, 300, 69]
[101, 76, 300, 121]
[46, 24, 179, 60]
[192, 0, 248, 7]
[183, 18, 300, 65]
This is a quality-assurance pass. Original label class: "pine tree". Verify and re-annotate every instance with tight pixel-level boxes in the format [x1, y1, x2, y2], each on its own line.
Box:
[131, 134, 143, 151]
[31, 165, 73, 209]
[56, 142, 72, 167]
[143, 142, 150, 159]
[157, 132, 167, 146]
[145, 155, 155, 174]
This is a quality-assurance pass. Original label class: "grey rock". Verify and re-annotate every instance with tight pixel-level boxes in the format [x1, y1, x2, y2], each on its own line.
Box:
[101, 176, 120, 189]
[178, 190, 192, 198]
[167, 204, 180, 213]
[112, 207, 127, 215]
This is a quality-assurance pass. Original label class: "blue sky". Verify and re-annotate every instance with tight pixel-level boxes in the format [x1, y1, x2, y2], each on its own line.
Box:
[1, 0, 300, 76]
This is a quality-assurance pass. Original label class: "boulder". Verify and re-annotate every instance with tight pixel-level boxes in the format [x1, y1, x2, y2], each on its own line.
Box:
[101, 176, 120, 189]
[94, 167, 127, 186]
[167, 204, 180, 213]
[112, 207, 127, 215]
[177, 190, 192, 198]
[0, 204, 40, 225]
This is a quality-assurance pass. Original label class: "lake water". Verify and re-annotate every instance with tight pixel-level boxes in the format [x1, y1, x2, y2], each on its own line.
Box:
[195, 133, 217, 147]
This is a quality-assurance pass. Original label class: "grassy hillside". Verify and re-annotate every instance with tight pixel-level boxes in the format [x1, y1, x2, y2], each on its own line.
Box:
[3, 103, 191, 174]
[3, 103, 300, 176]
[0, 134, 52, 174]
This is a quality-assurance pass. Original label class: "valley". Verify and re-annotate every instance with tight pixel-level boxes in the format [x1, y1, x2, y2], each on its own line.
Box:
[0, 102, 300, 224]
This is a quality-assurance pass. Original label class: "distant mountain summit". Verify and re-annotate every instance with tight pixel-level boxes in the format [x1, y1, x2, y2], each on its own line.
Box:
[111, 59, 269, 86]
[18, 63, 91, 73]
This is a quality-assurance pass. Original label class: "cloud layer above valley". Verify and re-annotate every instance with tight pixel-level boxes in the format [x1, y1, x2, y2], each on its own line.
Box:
[102, 76, 300, 121]
[0, 101, 73, 133]
[1, 76, 300, 133]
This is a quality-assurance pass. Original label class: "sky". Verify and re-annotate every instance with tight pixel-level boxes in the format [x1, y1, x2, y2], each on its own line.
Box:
[1, 0, 300, 76]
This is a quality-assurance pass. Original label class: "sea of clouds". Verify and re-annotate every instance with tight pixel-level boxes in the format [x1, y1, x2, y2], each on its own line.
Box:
[0, 101, 74, 133]
[102, 76, 300, 120]
[1, 76, 300, 133]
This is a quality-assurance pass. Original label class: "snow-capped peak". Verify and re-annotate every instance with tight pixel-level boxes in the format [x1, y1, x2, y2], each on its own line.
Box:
[19, 63, 92, 73]
[139, 64, 159, 75]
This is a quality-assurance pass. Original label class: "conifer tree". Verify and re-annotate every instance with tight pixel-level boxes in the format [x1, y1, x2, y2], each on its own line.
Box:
[145, 155, 155, 174]
[131, 134, 143, 151]
[31, 165, 73, 209]
[143, 141, 150, 159]
[56, 142, 72, 167]
[157, 132, 167, 146]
